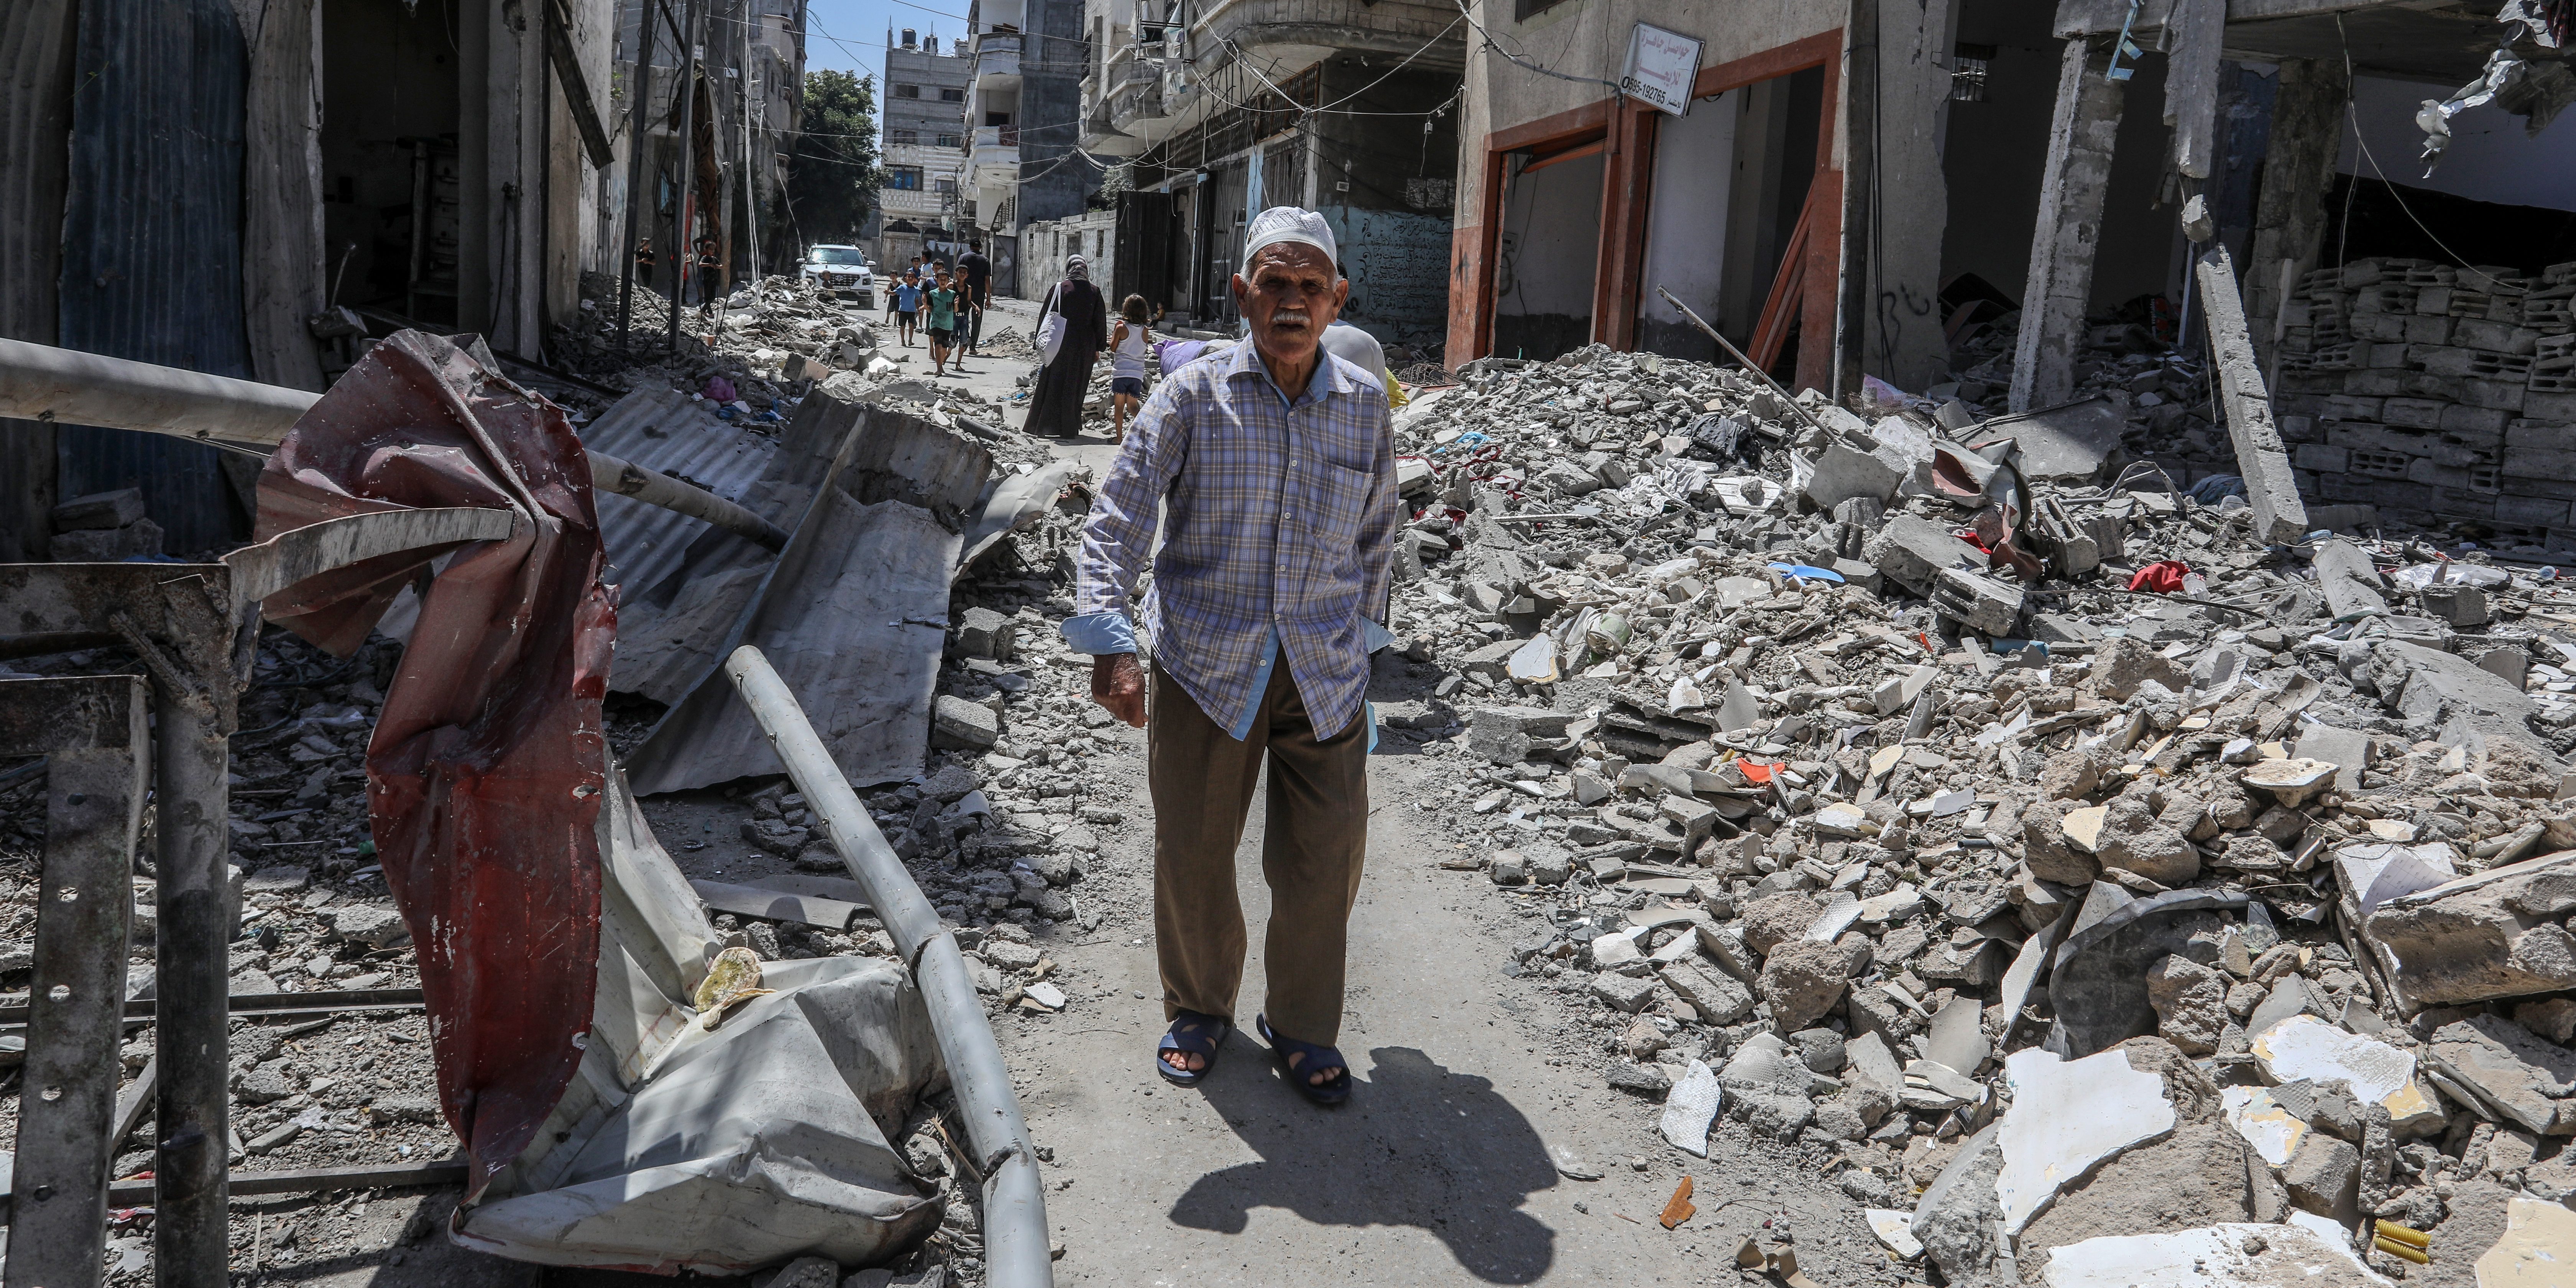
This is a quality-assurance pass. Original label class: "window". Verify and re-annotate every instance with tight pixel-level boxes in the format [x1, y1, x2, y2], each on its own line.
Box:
[936, 133, 960, 148]
[887, 167, 924, 190]
[935, 177, 958, 194]
[1513, 0, 1570, 21]
[1951, 44, 1995, 102]
[940, 87, 966, 102]
[894, 83, 921, 98]
[892, 129, 920, 145]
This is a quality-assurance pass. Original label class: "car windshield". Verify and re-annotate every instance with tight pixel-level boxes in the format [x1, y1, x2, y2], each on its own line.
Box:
[809, 248, 865, 265]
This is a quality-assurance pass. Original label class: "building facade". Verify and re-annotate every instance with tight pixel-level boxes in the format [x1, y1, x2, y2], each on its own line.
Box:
[1070, 0, 1464, 341]
[879, 28, 973, 269]
[964, 0, 1102, 297]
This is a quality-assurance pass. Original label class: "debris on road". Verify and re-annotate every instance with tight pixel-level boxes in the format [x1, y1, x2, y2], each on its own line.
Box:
[1368, 340, 2576, 1281]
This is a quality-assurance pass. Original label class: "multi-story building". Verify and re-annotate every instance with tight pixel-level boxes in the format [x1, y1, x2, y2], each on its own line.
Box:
[1071, 0, 1464, 340]
[878, 29, 972, 271]
[964, 0, 1102, 298]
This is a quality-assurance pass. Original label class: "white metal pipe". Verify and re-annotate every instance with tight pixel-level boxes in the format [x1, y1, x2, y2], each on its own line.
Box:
[721, 646, 1053, 1288]
[0, 336, 786, 551]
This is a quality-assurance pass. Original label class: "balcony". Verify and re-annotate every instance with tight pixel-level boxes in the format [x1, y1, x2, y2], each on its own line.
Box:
[1106, 48, 1174, 140]
[967, 125, 1020, 186]
[973, 31, 1020, 89]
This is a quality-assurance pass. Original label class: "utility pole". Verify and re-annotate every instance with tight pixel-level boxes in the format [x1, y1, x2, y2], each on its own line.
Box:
[669, 0, 704, 351]
[617, 0, 659, 351]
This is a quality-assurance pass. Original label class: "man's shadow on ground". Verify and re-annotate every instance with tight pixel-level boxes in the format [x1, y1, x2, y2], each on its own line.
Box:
[1168, 1045, 1557, 1284]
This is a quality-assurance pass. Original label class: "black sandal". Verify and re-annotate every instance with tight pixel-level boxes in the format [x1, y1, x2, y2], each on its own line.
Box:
[1156, 1010, 1231, 1087]
[1256, 1014, 1353, 1106]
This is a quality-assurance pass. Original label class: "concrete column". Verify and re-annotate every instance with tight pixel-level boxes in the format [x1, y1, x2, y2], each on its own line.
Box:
[2009, 39, 2125, 414]
[2196, 243, 2310, 544]
[2244, 57, 2349, 368]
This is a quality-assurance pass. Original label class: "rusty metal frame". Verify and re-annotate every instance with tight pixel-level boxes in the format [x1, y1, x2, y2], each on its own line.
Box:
[0, 676, 147, 1288]
[0, 504, 518, 1286]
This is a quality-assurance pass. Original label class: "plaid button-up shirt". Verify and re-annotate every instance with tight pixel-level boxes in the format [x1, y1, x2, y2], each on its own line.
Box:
[1063, 340, 1400, 741]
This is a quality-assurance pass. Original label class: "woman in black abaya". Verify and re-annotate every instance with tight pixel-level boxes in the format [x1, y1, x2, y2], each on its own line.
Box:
[1026, 255, 1110, 437]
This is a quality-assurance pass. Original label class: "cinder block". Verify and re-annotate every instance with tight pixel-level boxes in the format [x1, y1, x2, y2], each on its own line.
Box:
[2406, 458, 2472, 488]
[2529, 391, 2576, 421]
[2397, 372, 2464, 401]
[2384, 398, 2446, 429]
[2498, 474, 2576, 502]
[2368, 343, 2414, 368]
[2294, 444, 2350, 472]
[2327, 395, 2386, 420]
[2496, 494, 2573, 526]
[2345, 370, 2405, 397]
[2411, 345, 2477, 376]
[2509, 420, 2576, 450]
[2279, 414, 2322, 442]
[2460, 379, 2527, 411]
[2350, 313, 2408, 342]
[2439, 404, 2512, 437]
[2404, 316, 2455, 344]
[2454, 319, 2529, 352]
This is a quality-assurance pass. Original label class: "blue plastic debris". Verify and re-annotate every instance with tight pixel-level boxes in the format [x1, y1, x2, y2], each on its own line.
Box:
[1767, 562, 1845, 585]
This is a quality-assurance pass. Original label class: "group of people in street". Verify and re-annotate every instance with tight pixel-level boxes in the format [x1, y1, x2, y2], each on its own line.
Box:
[887, 246, 992, 378]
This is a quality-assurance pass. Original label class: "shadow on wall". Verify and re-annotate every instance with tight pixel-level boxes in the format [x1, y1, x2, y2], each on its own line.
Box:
[1492, 315, 1592, 362]
[1170, 1045, 1559, 1283]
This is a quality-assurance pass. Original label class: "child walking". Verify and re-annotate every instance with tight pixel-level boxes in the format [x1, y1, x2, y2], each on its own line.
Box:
[1109, 294, 1152, 442]
[927, 267, 961, 375]
[894, 270, 923, 347]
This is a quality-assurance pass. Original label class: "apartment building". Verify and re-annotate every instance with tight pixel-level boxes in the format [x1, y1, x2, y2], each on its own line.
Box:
[962, 0, 1105, 297]
[1070, 0, 1464, 338]
[879, 28, 973, 269]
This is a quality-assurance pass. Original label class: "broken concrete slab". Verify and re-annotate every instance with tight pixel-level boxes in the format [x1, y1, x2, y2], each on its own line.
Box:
[2362, 849, 2576, 1008]
[1659, 1058, 1724, 1157]
[2250, 1015, 2445, 1137]
[2476, 1196, 2576, 1288]
[1804, 441, 1904, 511]
[1861, 513, 1975, 598]
[1910, 1121, 2004, 1280]
[1996, 1045, 2177, 1235]
[2310, 539, 2391, 619]
[2037, 1222, 2387, 1287]
[2422, 1014, 2576, 1136]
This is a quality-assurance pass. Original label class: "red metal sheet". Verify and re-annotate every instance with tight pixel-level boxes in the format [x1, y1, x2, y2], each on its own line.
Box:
[254, 330, 613, 1202]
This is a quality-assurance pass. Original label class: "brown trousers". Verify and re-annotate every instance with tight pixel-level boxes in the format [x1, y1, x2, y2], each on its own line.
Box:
[1150, 659, 1369, 1046]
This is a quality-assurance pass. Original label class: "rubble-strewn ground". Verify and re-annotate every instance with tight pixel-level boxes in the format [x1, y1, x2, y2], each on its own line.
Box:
[15, 287, 2576, 1285]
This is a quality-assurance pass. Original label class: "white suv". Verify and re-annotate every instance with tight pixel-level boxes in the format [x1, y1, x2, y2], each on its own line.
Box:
[800, 245, 874, 302]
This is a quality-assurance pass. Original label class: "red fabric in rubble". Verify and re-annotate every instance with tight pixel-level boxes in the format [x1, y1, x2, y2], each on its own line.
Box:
[254, 331, 614, 1202]
[2128, 560, 2190, 594]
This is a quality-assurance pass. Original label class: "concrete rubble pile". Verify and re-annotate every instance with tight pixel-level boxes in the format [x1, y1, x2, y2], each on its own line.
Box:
[549, 272, 905, 418]
[1366, 342, 2576, 1281]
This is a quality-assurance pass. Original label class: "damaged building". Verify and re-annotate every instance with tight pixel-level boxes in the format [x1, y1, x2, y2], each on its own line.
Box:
[1022, 0, 1464, 345]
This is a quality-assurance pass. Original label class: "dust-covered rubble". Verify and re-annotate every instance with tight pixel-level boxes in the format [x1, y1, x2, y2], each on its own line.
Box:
[1361, 341, 2576, 1280]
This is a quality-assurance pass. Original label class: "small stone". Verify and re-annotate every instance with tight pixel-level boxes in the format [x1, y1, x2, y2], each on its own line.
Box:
[2145, 954, 2229, 1056]
[931, 695, 1001, 749]
[1607, 1061, 1675, 1095]
[1759, 940, 1851, 1031]
[1590, 971, 1660, 1013]
[322, 903, 411, 950]
[2282, 1134, 2360, 1221]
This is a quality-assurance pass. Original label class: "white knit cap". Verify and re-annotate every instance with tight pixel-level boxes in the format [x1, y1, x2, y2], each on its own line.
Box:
[1240, 206, 1337, 275]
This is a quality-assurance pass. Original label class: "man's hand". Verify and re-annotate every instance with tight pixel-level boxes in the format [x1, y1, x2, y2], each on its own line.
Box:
[1091, 653, 1146, 728]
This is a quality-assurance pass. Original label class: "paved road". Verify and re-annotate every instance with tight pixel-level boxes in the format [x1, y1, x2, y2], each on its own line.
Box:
[984, 413, 1890, 1288]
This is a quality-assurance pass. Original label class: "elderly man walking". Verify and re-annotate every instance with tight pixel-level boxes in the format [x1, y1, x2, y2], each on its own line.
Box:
[1062, 207, 1399, 1106]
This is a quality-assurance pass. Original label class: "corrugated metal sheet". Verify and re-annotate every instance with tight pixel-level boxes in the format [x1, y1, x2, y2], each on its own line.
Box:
[1, 2, 81, 559]
[578, 385, 782, 600]
[54, 0, 254, 555]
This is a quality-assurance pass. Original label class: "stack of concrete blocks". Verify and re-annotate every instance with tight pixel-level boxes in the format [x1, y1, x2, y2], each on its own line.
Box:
[2273, 257, 2576, 542]
[48, 488, 164, 561]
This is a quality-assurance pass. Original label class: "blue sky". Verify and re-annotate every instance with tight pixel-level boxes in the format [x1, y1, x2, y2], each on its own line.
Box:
[801, 0, 972, 83]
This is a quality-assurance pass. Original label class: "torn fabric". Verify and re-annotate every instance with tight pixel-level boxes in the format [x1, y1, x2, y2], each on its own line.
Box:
[255, 329, 614, 1202]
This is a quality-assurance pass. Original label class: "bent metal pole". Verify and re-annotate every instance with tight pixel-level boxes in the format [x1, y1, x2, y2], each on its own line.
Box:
[720, 645, 1054, 1288]
[0, 336, 785, 551]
